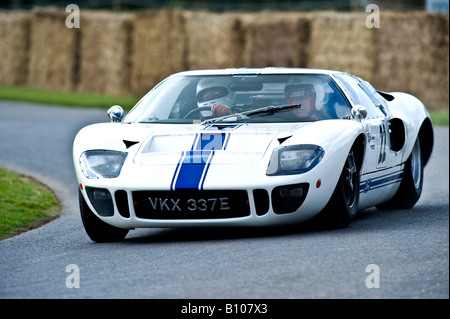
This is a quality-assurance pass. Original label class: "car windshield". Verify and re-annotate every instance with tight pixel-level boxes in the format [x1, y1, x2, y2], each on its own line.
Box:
[124, 74, 352, 124]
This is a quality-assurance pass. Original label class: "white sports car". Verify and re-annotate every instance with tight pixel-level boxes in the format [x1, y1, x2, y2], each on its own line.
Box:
[73, 68, 434, 242]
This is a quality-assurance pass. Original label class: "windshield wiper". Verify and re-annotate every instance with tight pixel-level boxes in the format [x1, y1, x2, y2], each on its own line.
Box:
[201, 104, 301, 125]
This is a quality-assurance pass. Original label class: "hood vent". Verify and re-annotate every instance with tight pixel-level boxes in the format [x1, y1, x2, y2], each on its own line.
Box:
[278, 135, 292, 144]
[123, 140, 139, 149]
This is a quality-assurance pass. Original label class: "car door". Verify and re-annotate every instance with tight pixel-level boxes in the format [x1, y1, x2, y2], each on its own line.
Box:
[333, 73, 392, 174]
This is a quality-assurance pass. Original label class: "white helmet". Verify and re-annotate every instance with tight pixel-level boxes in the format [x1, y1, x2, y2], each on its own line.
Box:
[284, 77, 326, 111]
[196, 77, 235, 108]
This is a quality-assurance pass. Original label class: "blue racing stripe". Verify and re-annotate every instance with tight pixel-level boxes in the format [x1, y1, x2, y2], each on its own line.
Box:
[360, 170, 404, 194]
[170, 151, 185, 190]
[172, 132, 230, 190]
[174, 150, 211, 189]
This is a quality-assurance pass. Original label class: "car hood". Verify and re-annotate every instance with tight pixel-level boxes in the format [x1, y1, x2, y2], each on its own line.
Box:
[134, 123, 303, 165]
[73, 120, 362, 167]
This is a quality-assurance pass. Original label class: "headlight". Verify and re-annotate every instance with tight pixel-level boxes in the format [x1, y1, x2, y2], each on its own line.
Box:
[79, 150, 127, 179]
[266, 144, 324, 176]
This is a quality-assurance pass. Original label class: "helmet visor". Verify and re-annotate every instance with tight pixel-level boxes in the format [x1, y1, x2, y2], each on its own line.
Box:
[197, 86, 229, 103]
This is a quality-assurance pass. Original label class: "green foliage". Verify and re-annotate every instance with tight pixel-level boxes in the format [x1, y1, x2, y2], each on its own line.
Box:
[0, 168, 60, 240]
[429, 110, 449, 127]
[0, 85, 140, 111]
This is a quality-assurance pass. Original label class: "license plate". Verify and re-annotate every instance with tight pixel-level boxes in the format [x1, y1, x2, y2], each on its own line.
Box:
[148, 197, 231, 213]
[133, 190, 250, 219]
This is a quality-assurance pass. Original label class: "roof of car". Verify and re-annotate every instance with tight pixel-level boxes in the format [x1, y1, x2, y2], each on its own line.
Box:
[173, 68, 341, 77]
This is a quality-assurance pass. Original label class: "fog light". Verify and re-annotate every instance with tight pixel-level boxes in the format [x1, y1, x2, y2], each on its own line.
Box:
[272, 183, 309, 214]
[85, 187, 114, 217]
[279, 186, 304, 198]
[92, 188, 112, 200]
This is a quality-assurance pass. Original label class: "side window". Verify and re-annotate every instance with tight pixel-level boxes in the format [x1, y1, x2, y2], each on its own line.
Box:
[334, 74, 385, 119]
[358, 81, 388, 117]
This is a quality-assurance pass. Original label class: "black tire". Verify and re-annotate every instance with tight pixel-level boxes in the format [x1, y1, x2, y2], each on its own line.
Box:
[79, 190, 128, 242]
[318, 149, 360, 228]
[377, 138, 423, 210]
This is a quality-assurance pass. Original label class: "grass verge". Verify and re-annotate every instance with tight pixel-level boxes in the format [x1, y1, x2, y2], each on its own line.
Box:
[0, 168, 60, 240]
[429, 110, 449, 127]
[0, 85, 141, 111]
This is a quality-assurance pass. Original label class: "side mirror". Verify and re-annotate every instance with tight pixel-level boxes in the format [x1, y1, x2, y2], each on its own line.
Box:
[352, 105, 367, 122]
[107, 105, 124, 122]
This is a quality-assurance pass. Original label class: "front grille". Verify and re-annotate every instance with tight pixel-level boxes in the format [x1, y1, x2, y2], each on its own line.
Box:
[133, 190, 250, 219]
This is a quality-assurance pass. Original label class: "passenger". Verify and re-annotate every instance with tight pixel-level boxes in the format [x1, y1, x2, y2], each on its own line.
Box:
[284, 78, 320, 121]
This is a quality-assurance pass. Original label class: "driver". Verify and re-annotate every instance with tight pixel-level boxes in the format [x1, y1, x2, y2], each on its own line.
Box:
[284, 78, 319, 121]
[197, 77, 235, 117]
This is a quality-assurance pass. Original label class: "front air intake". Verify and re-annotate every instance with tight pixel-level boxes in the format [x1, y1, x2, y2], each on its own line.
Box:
[85, 187, 114, 217]
[253, 189, 269, 216]
[115, 190, 130, 218]
[271, 183, 309, 214]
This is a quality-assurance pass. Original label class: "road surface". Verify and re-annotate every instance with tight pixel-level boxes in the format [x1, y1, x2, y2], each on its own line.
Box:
[0, 101, 448, 300]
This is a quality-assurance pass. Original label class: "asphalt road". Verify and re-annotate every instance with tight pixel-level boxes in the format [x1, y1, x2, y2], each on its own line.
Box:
[0, 101, 448, 299]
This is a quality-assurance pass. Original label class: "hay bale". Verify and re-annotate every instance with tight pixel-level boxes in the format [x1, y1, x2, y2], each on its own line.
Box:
[307, 12, 376, 81]
[184, 11, 246, 70]
[130, 9, 187, 95]
[27, 9, 79, 91]
[0, 10, 30, 85]
[77, 11, 133, 95]
[241, 12, 311, 68]
[373, 12, 449, 111]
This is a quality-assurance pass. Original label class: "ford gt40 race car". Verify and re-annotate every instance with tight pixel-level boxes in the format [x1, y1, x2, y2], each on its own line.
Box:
[73, 68, 434, 242]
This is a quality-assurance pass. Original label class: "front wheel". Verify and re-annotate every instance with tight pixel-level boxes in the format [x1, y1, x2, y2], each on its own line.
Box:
[377, 138, 423, 210]
[317, 149, 360, 228]
[79, 190, 128, 242]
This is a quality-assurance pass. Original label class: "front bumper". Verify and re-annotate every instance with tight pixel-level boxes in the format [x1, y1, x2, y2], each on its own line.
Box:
[85, 182, 308, 217]
[76, 141, 340, 229]
[79, 176, 330, 229]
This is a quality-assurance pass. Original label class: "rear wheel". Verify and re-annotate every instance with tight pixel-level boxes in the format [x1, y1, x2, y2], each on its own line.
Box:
[79, 190, 128, 242]
[377, 138, 423, 210]
[318, 149, 360, 228]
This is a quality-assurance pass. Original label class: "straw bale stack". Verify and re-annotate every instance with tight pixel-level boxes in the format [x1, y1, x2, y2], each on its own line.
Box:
[0, 11, 30, 85]
[241, 12, 311, 68]
[2, 7, 447, 111]
[131, 9, 187, 95]
[372, 12, 449, 111]
[77, 11, 133, 95]
[184, 11, 245, 70]
[27, 9, 79, 91]
[307, 12, 376, 81]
